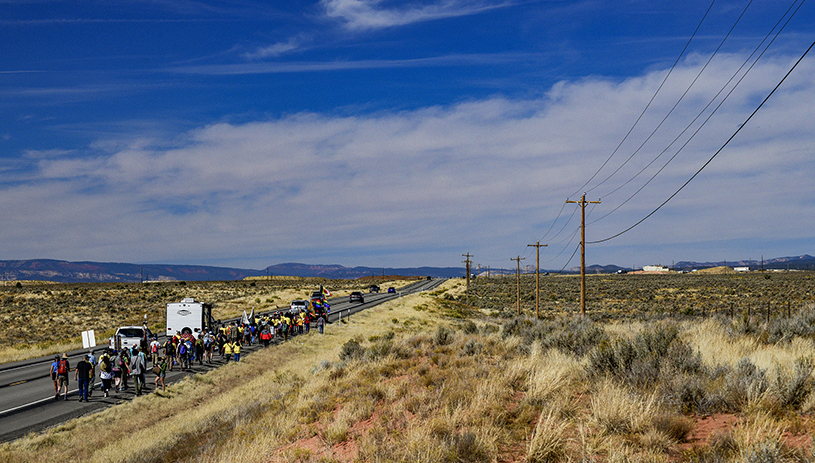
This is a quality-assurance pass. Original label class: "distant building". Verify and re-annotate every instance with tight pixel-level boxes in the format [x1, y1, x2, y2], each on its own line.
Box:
[643, 265, 670, 272]
[734, 267, 750, 272]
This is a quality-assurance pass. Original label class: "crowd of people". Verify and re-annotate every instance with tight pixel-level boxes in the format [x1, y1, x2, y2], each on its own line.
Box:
[49, 308, 328, 401]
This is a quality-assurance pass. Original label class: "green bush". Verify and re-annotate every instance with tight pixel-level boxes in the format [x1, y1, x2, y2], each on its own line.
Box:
[339, 338, 365, 362]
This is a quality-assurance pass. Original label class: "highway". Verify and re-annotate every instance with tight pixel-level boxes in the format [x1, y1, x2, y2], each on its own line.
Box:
[0, 278, 444, 443]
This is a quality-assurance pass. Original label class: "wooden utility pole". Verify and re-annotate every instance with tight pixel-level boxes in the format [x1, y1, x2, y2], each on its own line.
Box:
[566, 194, 601, 316]
[527, 241, 548, 318]
[462, 253, 473, 294]
[512, 256, 525, 315]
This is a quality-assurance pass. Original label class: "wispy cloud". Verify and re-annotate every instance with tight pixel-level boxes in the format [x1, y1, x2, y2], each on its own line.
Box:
[1, 54, 812, 267]
[321, 0, 514, 30]
[243, 36, 304, 60]
[173, 51, 540, 74]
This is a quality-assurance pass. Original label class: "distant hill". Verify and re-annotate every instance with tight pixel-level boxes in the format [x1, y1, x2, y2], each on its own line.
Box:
[0, 255, 810, 283]
[0, 259, 465, 283]
[673, 255, 815, 272]
[0, 259, 264, 283]
[265, 263, 463, 279]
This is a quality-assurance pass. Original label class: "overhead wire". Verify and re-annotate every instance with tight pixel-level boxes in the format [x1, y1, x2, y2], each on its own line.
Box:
[570, 0, 718, 198]
[587, 0, 805, 226]
[588, 36, 815, 245]
[525, 0, 718, 270]
[584, 0, 755, 197]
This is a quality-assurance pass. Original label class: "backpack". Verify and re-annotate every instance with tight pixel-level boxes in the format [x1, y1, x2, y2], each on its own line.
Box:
[100, 357, 111, 373]
[151, 342, 159, 354]
[178, 343, 187, 355]
[57, 359, 69, 375]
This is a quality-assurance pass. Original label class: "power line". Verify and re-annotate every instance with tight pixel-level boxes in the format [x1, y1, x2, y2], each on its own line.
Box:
[589, 37, 815, 245]
[587, 0, 806, 227]
[570, 0, 718, 198]
[585, 0, 756, 196]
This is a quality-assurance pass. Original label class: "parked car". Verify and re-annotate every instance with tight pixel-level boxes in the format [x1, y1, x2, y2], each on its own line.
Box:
[387, 287, 396, 294]
[109, 326, 152, 353]
[349, 291, 364, 303]
[290, 300, 309, 313]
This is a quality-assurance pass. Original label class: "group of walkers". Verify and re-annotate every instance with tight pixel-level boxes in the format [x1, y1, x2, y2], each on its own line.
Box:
[49, 308, 328, 402]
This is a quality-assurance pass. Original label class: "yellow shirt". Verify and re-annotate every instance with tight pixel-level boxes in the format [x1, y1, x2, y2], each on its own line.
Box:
[223, 343, 233, 355]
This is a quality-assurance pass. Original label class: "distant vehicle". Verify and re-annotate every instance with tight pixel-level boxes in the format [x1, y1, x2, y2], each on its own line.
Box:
[616, 269, 628, 274]
[349, 291, 364, 303]
[369, 284, 380, 293]
[166, 297, 213, 336]
[290, 300, 309, 313]
[109, 326, 152, 353]
[310, 290, 330, 320]
[387, 287, 396, 294]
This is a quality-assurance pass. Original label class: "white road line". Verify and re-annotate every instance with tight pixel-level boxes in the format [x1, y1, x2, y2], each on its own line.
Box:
[0, 382, 102, 417]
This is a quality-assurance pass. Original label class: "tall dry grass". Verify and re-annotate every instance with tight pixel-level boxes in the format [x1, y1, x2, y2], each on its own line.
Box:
[3, 279, 815, 463]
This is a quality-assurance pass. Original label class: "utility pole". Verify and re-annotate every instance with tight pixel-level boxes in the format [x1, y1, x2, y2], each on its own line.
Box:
[527, 241, 548, 318]
[512, 256, 525, 315]
[462, 253, 473, 294]
[566, 194, 601, 316]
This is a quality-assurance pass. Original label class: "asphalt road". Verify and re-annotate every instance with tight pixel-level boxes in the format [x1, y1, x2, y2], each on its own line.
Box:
[0, 278, 444, 443]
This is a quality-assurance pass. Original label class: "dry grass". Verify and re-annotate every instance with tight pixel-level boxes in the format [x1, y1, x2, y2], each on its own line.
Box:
[3, 276, 815, 462]
[0, 278, 416, 363]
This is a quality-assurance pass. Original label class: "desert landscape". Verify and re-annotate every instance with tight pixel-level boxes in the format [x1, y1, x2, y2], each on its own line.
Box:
[1, 271, 814, 462]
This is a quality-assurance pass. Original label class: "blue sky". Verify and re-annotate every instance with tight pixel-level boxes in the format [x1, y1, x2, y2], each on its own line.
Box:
[1, 0, 813, 271]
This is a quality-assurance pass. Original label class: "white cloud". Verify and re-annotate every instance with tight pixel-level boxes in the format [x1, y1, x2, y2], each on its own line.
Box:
[243, 37, 303, 60]
[321, 0, 513, 30]
[2, 53, 813, 268]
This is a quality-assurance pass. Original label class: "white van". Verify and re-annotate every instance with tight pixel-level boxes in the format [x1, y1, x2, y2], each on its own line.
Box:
[166, 297, 213, 336]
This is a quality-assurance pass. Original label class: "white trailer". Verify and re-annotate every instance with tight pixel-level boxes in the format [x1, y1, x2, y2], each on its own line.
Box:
[166, 297, 213, 336]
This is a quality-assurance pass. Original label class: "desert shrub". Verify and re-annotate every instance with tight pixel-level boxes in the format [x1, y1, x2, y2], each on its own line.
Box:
[502, 315, 608, 357]
[459, 320, 478, 334]
[366, 338, 393, 360]
[338, 338, 365, 362]
[662, 373, 709, 413]
[449, 431, 490, 463]
[463, 339, 482, 356]
[765, 307, 815, 343]
[434, 326, 453, 346]
[587, 322, 694, 389]
[769, 357, 814, 410]
[721, 358, 769, 412]
[741, 436, 782, 463]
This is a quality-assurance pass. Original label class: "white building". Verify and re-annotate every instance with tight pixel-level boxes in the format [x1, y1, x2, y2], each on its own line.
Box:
[643, 265, 670, 272]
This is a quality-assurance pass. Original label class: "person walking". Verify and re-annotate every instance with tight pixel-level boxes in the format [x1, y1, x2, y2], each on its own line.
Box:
[233, 341, 241, 362]
[195, 336, 204, 366]
[163, 339, 175, 371]
[75, 355, 93, 402]
[87, 350, 97, 397]
[317, 314, 325, 334]
[99, 350, 113, 397]
[153, 357, 167, 392]
[129, 347, 146, 396]
[57, 353, 71, 400]
[50, 355, 60, 400]
[149, 337, 160, 367]
[223, 341, 233, 363]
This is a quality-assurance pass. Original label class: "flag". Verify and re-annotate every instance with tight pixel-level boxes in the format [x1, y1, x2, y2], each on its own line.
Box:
[322, 286, 332, 297]
[242, 310, 249, 325]
[249, 308, 255, 324]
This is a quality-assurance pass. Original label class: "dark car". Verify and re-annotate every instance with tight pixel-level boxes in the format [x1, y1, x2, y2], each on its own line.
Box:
[369, 284, 380, 293]
[387, 287, 396, 294]
[349, 291, 364, 303]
